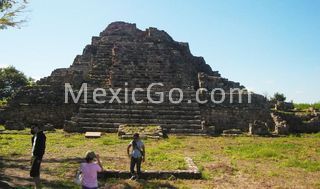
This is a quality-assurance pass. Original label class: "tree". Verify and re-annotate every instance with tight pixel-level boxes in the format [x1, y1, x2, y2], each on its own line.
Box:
[271, 92, 286, 102]
[0, 66, 30, 99]
[0, 0, 28, 29]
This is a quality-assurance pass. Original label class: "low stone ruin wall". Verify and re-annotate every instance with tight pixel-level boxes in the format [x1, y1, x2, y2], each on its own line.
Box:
[199, 93, 272, 133]
[273, 111, 320, 133]
[1, 85, 78, 129]
[98, 157, 201, 179]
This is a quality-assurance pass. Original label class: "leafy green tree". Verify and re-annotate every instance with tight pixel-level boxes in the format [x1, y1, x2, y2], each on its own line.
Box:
[0, 0, 28, 29]
[271, 92, 286, 102]
[0, 66, 30, 99]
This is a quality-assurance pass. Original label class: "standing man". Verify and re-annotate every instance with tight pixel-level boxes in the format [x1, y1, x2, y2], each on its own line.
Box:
[30, 125, 46, 189]
[127, 133, 145, 180]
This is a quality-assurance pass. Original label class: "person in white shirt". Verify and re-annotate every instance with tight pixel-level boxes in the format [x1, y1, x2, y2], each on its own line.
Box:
[127, 133, 145, 180]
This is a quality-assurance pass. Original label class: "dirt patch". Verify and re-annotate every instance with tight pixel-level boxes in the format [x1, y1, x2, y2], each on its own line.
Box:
[207, 162, 236, 175]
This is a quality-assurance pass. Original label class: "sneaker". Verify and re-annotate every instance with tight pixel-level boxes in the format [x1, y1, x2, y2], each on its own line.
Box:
[130, 176, 136, 180]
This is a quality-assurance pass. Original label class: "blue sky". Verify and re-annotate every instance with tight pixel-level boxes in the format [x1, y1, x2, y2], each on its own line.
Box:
[0, 0, 319, 103]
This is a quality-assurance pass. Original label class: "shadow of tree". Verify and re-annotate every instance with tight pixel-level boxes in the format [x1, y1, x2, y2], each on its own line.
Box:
[0, 157, 180, 189]
[0, 157, 83, 163]
[0, 174, 78, 189]
[102, 180, 178, 189]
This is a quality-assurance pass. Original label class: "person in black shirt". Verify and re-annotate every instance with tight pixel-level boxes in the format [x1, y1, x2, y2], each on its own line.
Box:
[30, 125, 46, 189]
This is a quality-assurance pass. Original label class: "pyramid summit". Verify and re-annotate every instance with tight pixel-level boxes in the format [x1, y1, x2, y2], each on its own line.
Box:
[2, 21, 271, 134]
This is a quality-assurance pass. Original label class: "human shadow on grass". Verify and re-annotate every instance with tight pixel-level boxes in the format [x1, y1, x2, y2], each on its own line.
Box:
[0, 174, 78, 189]
[1, 157, 179, 189]
[102, 179, 178, 189]
[0, 157, 83, 163]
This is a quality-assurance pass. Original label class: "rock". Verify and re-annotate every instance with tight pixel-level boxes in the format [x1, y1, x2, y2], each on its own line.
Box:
[275, 101, 294, 111]
[222, 129, 243, 135]
[207, 126, 215, 135]
[85, 132, 101, 138]
[275, 121, 290, 135]
[64, 121, 81, 132]
[44, 123, 55, 131]
[271, 113, 290, 135]
[118, 124, 163, 139]
[4, 121, 25, 130]
[249, 120, 270, 135]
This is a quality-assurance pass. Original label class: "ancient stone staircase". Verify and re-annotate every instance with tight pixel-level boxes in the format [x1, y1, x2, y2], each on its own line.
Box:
[87, 44, 114, 86]
[66, 87, 204, 134]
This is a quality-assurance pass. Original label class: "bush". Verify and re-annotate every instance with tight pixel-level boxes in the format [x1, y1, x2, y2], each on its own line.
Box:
[270, 92, 286, 102]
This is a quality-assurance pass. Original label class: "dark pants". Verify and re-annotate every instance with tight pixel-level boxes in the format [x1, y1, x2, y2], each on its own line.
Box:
[82, 186, 98, 189]
[130, 157, 142, 176]
[30, 156, 42, 177]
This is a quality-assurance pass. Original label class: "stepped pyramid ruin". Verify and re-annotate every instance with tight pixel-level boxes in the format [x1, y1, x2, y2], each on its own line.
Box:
[1, 22, 271, 134]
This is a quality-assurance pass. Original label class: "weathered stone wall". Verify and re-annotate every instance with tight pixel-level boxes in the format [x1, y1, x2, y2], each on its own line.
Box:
[1, 85, 78, 129]
[87, 22, 216, 89]
[197, 72, 272, 133]
[272, 111, 320, 133]
[199, 97, 272, 133]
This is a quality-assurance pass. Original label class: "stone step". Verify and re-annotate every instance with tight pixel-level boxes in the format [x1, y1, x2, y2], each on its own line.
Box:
[84, 94, 197, 100]
[79, 102, 199, 107]
[79, 108, 201, 114]
[76, 113, 201, 119]
[79, 103, 199, 109]
[73, 117, 201, 124]
[78, 122, 120, 128]
[81, 127, 118, 133]
[84, 88, 197, 93]
[169, 128, 206, 134]
[77, 122, 202, 129]
[82, 92, 198, 98]
[157, 124, 203, 130]
[82, 95, 197, 101]
[80, 102, 200, 108]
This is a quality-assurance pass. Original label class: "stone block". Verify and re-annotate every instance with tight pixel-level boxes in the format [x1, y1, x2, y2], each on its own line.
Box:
[249, 120, 270, 135]
[85, 132, 102, 138]
[4, 121, 25, 130]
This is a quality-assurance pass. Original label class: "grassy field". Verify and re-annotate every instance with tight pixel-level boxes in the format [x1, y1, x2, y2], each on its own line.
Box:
[294, 102, 320, 111]
[0, 126, 320, 189]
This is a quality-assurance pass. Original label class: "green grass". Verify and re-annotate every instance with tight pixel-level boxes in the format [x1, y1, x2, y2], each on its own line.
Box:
[0, 134, 30, 156]
[282, 158, 320, 172]
[1, 129, 320, 188]
[146, 137, 187, 170]
[0, 98, 8, 107]
[101, 134, 129, 145]
[294, 102, 320, 111]
[313, 132, 320, 138]
[224, 139, 297, 160]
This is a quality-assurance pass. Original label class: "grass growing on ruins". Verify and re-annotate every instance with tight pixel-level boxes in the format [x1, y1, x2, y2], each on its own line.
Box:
[0, 98, 8, 107]
[1, 127, 320, 188]
[294, 102, 320, 111]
